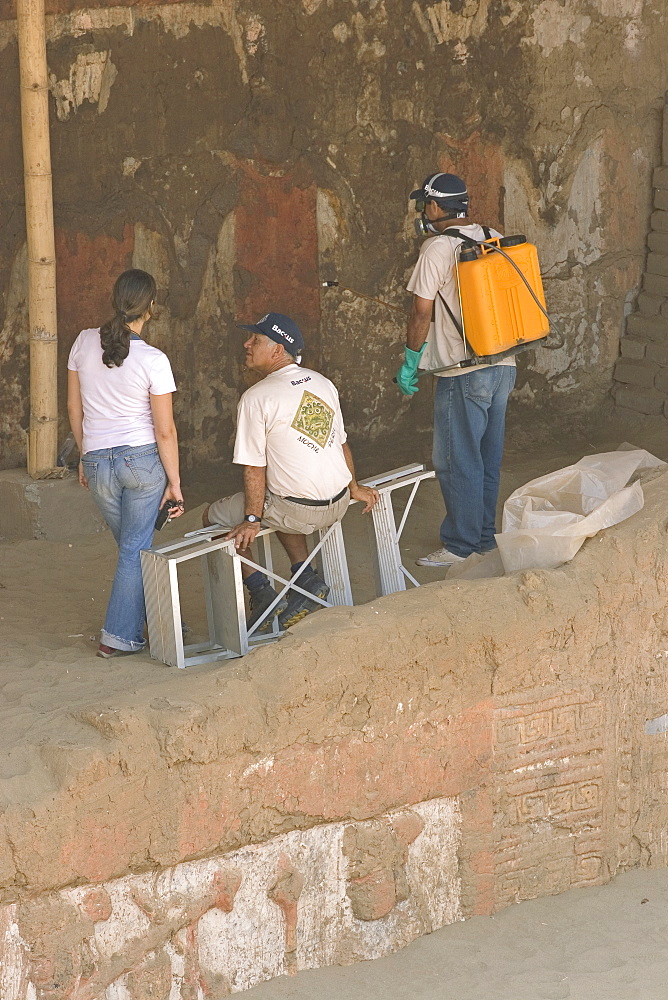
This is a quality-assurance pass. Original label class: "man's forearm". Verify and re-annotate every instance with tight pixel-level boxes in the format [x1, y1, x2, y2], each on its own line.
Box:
[406, 296, 433, 352]
[342, 442, 380, 512]
[342, 442, 358, 487]
[243, 465, 266, 516]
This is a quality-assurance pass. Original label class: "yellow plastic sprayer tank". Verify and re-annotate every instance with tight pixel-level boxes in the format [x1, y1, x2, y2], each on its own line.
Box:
[456, 235, 549, 357]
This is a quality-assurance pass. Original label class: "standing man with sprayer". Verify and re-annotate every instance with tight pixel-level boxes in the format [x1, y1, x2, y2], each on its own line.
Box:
[396, 173, 516, 568]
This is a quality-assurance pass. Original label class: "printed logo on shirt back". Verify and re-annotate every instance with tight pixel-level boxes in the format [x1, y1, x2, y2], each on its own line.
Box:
[291, 390, 334, 448]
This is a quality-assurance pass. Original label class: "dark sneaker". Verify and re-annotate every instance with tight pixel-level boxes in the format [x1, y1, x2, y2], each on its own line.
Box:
[278, 571, 330, 630]
[247, 584, 288, 634]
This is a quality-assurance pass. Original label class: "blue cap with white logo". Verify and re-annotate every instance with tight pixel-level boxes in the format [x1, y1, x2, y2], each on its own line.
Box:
[237, 312, 305, 358]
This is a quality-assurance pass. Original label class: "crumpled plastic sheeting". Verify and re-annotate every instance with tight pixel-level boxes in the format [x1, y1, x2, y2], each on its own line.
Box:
[449, 447, 666, 579]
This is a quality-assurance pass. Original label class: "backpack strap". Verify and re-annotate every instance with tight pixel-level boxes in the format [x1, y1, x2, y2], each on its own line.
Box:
[438, 227, 479, 247]
[433, 229, 480, 349]
[437, 289, 464, 339]
[440, 226, 493, 245]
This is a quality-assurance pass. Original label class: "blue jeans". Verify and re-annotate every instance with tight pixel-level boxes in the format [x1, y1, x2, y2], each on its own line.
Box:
[82, 444, 166, 651]
[432, 366, 516, 558]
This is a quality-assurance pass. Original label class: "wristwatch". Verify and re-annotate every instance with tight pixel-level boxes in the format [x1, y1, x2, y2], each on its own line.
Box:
[244, 514, 261, 523]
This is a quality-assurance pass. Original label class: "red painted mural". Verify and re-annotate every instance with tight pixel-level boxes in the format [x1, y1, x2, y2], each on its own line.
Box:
[234, 164, 321, 361]
[55, 224, 134, 434]
[436, 131, 505, 232]
[55, 224, 134, 357]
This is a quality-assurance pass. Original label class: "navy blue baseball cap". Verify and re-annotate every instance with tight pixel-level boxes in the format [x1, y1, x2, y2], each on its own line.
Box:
[410, 173, 469, 213]
[237, 312, 305, 357]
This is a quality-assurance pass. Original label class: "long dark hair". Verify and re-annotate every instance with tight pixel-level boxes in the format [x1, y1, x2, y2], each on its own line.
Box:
[100, 269, 157, 368]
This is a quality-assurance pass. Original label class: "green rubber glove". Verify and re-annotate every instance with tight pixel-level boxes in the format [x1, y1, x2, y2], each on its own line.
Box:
[395, 344, 426, 395]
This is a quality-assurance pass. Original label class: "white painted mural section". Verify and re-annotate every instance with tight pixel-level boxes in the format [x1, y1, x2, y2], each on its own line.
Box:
[0, 797, 462, 999]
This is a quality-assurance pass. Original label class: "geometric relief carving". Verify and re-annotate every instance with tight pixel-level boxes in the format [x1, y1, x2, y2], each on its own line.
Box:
[494, 854, 606, 908]
[495, 718, 522, 746]
[578, 703, 604, 731]
[492, 691, 610, 904]
[574, 854, 603, 882]
[573, 781, 601, 811]
[494, 697, 604, 752]
[521, 712, 551, 743]
[518, 779, 601, 823]
[552, 707, 577, 736]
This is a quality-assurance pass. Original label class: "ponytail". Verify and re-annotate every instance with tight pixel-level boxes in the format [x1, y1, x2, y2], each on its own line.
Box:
[100, 313, 131, 368]
[99, 269, 157, 368]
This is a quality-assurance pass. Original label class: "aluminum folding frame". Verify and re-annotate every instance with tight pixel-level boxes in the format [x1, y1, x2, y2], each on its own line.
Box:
[354, 463, 436, 596]
[141, 463, 434, 667]
[141, 517, 352, 669]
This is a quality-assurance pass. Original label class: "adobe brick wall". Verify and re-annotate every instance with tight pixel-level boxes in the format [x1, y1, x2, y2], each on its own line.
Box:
[1, 470, 668, 998]
[613, 96, 668, 418]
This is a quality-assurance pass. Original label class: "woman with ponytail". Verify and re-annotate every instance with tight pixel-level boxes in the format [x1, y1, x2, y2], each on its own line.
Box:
[67, 269, 184, 658]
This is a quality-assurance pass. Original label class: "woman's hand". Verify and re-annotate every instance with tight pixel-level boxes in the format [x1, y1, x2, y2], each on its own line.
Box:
[159, 483, 185, 519]
[78, 460, 88, 489]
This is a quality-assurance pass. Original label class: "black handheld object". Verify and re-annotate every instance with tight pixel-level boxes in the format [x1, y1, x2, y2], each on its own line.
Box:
[155, 499, 180, 530]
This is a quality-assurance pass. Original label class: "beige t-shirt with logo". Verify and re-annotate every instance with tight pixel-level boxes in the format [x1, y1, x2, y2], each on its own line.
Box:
[233, 364, 351, 501]
[407, 224, 515, 377]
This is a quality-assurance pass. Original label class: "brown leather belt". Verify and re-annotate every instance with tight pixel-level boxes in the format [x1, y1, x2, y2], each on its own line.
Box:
[284, 487, 348, 507]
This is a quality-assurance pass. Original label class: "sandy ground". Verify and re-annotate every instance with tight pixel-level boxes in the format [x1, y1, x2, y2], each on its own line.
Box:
[243, 868, 668, 1000]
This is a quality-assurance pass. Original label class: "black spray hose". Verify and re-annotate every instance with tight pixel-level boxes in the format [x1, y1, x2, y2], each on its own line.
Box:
[323, 243, 565, 387]
[324, 262, 564, 349]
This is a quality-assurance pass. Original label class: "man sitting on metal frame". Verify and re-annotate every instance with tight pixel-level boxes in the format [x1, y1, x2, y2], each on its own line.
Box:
[203, 312, 379, 632]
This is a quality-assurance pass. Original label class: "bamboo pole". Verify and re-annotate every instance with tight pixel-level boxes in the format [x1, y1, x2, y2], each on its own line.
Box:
[17, 0, 58, 476]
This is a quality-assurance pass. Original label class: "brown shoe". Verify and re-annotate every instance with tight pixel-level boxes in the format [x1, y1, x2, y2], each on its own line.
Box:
[96, 643, 141, 658]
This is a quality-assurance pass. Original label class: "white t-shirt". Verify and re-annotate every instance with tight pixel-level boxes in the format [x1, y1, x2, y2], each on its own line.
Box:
[68, 328, 176, 454]
[233, 364, 351, 501]
[407, 224, 515, 377]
